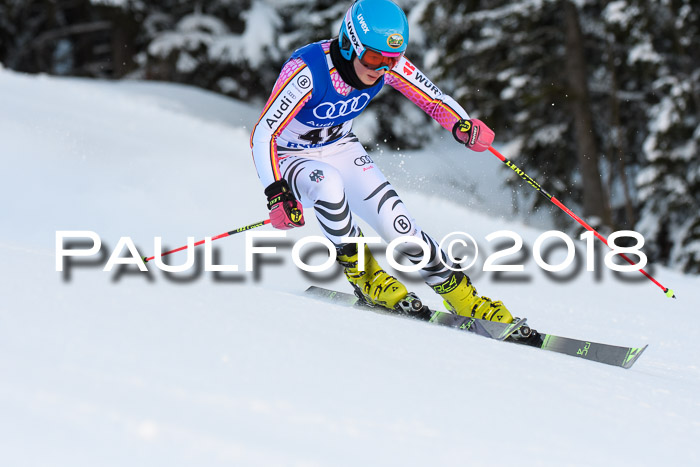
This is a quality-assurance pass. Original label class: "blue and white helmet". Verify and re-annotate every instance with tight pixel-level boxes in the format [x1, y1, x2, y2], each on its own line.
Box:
[339, 0, 409, 61]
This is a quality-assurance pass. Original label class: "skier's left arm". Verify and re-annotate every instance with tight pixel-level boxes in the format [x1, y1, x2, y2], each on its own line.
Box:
[385, 57, 494, 152]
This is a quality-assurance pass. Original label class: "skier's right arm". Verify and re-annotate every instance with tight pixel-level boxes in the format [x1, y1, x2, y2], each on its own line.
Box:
[250, 59, 313, 229]
[250, 58, 313, 186]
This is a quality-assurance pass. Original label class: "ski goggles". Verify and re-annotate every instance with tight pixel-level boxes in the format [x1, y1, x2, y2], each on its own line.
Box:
[357, 47, 403, 72]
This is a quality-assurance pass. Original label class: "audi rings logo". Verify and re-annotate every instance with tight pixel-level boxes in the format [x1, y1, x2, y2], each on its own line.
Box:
[313, 93, 371, 120]
[354, 155, 374, 166]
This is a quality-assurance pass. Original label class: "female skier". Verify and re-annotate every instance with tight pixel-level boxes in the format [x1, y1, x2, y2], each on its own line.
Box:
[250, 0, 513, 323]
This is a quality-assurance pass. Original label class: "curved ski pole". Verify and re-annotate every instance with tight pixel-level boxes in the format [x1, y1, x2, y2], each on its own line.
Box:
[142, 219, 271, 263]
[487, 145, 675, 299]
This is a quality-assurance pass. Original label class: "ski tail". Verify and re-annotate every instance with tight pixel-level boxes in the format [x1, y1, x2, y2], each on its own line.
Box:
[306, 285, 358, 307]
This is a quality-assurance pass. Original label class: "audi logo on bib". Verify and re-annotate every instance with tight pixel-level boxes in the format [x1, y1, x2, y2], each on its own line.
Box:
[313, 93, 371, 120]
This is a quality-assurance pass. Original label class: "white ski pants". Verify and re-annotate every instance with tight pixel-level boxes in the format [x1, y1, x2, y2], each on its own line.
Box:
[278, 134, 453, 286]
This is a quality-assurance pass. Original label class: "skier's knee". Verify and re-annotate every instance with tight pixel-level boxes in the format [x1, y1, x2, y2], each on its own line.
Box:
[307, 166, 345, 205]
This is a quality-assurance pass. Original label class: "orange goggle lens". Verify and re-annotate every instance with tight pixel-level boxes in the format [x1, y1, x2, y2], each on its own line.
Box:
[358, 48, 402, 71]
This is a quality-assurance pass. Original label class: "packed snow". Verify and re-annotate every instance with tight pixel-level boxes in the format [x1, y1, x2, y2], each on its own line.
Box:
[1, 68, 699, 466]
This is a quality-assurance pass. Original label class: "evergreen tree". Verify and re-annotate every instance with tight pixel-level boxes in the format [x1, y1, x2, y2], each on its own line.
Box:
[600, 0, 700, 272]
[419, 0, 586, 224]
[0, 0, 114, 76]
[417, 0, 699, 272]
[134, 0, 283, 100]
[2, 0, 697, 272]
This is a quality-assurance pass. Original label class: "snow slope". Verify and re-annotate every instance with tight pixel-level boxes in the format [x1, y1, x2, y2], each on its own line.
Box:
[1, 68, 699, 467]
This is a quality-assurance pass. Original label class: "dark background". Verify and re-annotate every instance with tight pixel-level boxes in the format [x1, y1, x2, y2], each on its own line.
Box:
[1, 0, 698, 273]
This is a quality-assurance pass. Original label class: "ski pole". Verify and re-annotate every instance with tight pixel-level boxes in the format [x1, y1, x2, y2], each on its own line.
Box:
[142, 219, 271, 263]
[487, 145, 676, 298]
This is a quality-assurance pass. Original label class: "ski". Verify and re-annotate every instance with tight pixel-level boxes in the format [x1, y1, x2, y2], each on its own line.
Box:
[305, 286, 527, 341]
[509, 331, 648, 369]
[304, 286, 648, 369]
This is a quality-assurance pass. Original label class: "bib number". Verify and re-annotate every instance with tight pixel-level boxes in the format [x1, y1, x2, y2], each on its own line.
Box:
[299, 124, 344, 146]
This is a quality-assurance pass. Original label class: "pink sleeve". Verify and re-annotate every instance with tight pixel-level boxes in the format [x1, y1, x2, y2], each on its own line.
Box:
[250, 58, 313, 186]
[385, 57, 469, 132]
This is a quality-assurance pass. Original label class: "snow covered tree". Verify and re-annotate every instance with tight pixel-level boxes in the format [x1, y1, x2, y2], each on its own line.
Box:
[417, 0, 699, 273]
[137, 0, 283, 100]
[563, 0, 612, 226]
[419, 0, 592, 224]
[0, 0, 114, 76]
[600, 0, 700, 272]
[0, 0, 431, 146]
[3, 0, 697, 272]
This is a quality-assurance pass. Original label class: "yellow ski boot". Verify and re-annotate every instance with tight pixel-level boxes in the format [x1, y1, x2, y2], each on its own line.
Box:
[432, 271, 514, 323]
[337, 243, 421, 313]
